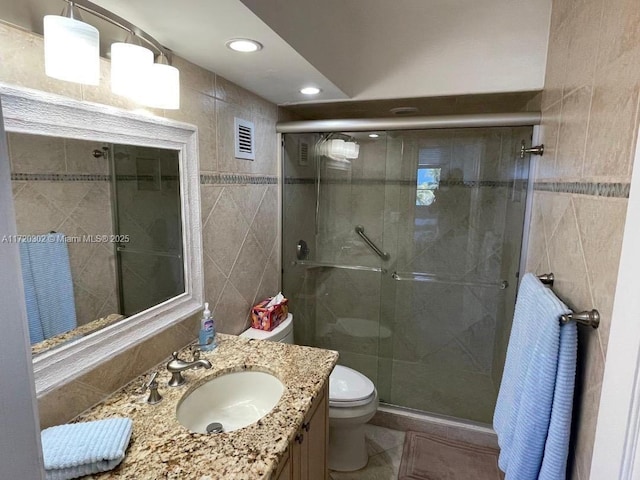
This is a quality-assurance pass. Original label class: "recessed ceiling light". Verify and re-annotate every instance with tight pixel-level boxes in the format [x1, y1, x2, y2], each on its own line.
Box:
[300, 86, 321, 95]
[226, 39, 263, 53]
[368, 133, 380, 138]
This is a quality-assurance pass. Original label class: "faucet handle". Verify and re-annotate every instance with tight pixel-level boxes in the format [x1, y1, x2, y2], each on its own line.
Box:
[188, 345, 201, 361]
[189, 337, 215, 362]
[143, 372, 162, 404]
[146, 371, 159, 387]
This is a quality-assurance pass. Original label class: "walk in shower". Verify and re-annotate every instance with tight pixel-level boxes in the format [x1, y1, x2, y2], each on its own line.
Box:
[281, 119, 534, 424]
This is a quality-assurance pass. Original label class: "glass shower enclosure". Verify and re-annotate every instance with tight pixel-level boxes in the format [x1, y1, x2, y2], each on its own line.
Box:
[110, 144, 184, 316]
[282, 126, 532, 424]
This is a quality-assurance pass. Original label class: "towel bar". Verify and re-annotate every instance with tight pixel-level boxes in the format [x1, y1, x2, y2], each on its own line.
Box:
[537, 273, 554, 286]
[537, 273, 600, 329]
[560, 310, 600, 329]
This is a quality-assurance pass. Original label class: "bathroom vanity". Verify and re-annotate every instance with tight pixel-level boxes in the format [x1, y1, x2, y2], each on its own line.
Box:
[75, 334, 338, 479]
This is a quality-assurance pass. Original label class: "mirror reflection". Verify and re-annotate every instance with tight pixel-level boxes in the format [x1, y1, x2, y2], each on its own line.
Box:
[7, 132, 185, 355]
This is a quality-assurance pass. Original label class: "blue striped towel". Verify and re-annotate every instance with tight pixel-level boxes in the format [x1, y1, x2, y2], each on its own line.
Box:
[41, 418, 133, 480]
[20, 233, 77, 340]
[19, 243, 45, 344]
[493, 273, 577, 480]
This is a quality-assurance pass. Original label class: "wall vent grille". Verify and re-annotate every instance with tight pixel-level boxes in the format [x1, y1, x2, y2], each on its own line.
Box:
[234, 117, 255, 160]
[299, 142, 309, 166]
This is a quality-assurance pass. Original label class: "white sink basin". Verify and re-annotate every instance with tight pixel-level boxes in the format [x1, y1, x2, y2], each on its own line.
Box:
[176, 371, 284, 433]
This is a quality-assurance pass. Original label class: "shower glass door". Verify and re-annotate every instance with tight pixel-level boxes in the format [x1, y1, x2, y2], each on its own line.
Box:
[282, 126, 532, 424]
[111, 144, 184, 316]
[283, 132, 386, 387]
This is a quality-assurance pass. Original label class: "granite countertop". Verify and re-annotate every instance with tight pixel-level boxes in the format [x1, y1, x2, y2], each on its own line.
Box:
[76, 333, 338, 480]
[32, 313, 125, 356]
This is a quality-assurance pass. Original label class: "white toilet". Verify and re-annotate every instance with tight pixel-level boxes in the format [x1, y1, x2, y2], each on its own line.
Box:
[240, 313, 379, 472]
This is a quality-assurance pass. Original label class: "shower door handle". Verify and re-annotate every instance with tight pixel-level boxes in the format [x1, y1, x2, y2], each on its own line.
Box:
[355, 225, 390, 261]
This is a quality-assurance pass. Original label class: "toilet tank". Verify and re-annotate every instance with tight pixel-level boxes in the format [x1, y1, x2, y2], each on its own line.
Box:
[239, 313, 294, 344]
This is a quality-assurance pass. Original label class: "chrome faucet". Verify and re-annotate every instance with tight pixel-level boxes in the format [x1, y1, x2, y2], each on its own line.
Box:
[166, 350, 212, 387]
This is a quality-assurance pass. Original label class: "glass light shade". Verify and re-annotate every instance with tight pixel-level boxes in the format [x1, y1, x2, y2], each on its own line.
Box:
[44, 15, 100, 85]
[344, 142, 360, 159]
[111, 42, 154, 100]
[139, 63, 180, 109]
[327, 139, 346, 160]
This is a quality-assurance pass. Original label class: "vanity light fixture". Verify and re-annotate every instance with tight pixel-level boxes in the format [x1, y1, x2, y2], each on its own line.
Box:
[226, 38, 263, 53]
[43, 0, 181, 109]
[43, 2, 100, 85]
[368, 133, 380, 138]
[110, 34, 154, 100]
[140, 53, 180, 109]
[300, 86, 321, 95]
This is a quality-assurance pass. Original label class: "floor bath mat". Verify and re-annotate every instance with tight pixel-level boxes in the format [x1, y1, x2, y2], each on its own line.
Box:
[398, 431, 503, 480]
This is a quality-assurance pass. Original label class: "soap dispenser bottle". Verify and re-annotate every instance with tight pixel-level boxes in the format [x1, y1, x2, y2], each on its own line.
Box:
[199, 302, 217, 351]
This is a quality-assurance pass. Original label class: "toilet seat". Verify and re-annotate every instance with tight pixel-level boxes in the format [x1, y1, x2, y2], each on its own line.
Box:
[329, 365, 375, 408]
[329, 392, 376, 408]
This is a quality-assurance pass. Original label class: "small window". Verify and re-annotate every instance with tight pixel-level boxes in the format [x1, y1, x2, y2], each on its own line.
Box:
[416, 167, 440, 206]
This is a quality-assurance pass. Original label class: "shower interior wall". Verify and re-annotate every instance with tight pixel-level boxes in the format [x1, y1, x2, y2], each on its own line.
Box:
[282, 126, 531, 423]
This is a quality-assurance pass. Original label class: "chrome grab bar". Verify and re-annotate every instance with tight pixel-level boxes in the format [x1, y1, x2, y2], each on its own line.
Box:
[391, 271, 508, 290]
[355, 225, 390, 261]
[293, 260, 386, 274]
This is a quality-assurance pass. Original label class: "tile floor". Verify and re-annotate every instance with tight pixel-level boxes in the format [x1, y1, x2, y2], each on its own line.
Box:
[329, 424, 406, 480]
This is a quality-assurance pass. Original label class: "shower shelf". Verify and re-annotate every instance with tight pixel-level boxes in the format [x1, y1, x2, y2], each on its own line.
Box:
[293, 260, 386, 274]
[391, 271, 509, 290]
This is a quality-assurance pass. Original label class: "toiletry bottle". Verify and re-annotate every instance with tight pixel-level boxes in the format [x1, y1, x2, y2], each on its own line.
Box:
[199, 302, 217, 351]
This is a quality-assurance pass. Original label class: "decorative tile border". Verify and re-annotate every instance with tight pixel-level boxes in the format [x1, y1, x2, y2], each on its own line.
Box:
[284, 177, 512, 188]
[115, 175, 179, 181]
[11, 173, 275, 185]
[284, 178, 315, 185]
[200, 174, 277, 185]
[11, 173, 110, 182]
[285, 178, 632, 198]
[441, 180, 512, 188]
[534, 182, 630, 198]
[16, 174, 627, 198]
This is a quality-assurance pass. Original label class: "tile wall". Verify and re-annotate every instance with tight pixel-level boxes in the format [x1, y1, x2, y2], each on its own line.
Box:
[528, 0, 640, 477]
[0, 21, 279, 427]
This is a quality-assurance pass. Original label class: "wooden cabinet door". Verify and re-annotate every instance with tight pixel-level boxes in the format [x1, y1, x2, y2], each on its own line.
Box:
[289, 382, 329, 480]
[276, 454, 291, 480]
[275, 448, 292, 480]
[305, 393, 328, 480]
[291, 430, 303, 480]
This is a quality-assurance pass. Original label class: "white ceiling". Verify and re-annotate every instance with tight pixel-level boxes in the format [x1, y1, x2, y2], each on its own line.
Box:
[241, 0, 552, 103]
[91, 0, 348, 104]
[0, 0, 551, 106]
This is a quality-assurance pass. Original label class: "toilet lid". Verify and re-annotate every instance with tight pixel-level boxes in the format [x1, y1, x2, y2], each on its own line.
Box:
[239, 313, 293, 341]
[329, 365, 375, 402]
